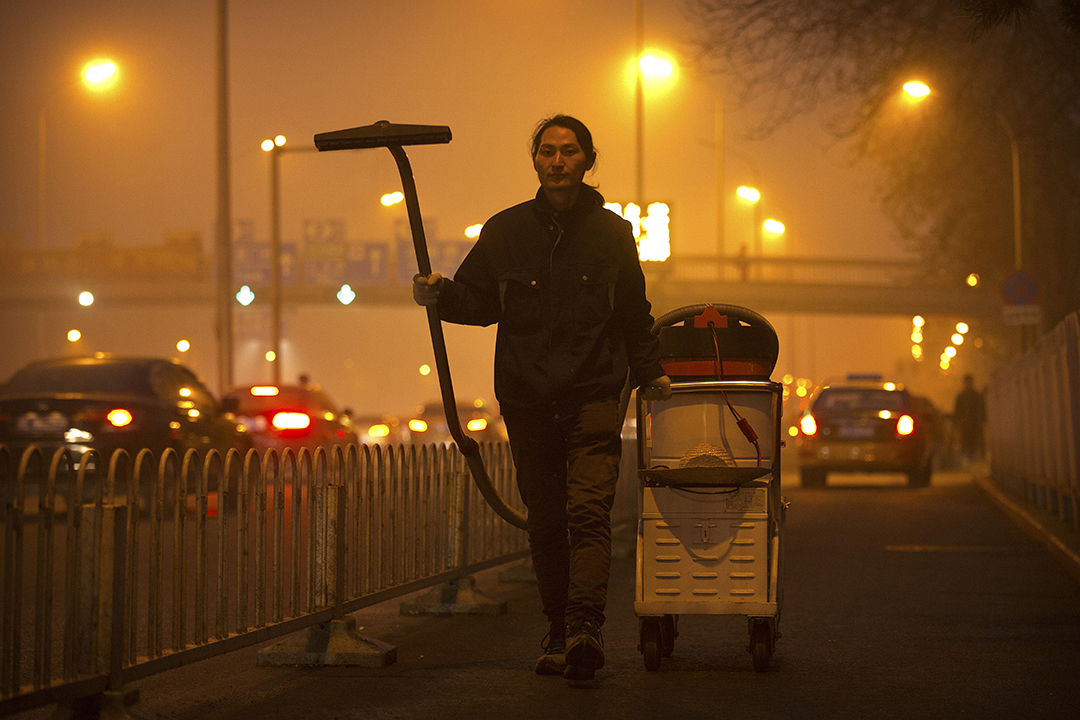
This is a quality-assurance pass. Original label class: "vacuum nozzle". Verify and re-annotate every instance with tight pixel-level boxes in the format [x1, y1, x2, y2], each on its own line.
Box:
[314, 120, 452, 151]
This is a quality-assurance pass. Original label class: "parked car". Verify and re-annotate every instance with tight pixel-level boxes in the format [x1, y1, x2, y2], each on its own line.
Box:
[406, 398, 506, 447]
[0, 355, 251, 472]
[793, 374, 937, 488]
[222, 383, 359, 457]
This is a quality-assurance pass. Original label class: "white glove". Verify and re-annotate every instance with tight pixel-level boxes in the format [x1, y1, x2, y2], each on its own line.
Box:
[641, 374, 672, 401]
[412, 272, 444, 306]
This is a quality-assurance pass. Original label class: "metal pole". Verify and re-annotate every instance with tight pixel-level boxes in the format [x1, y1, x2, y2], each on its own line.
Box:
[270, 147, 282, 385]
[37, 111, 47, 248]
[634, 0, 645, 210]
[996, 112, 1022, 270]
[215, 0, 234, 393]
[715, 95, 725, 256]
[753, 198, 763, 280]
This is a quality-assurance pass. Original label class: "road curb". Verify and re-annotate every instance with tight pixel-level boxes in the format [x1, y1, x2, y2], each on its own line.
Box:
[974, 475, 1080, 585]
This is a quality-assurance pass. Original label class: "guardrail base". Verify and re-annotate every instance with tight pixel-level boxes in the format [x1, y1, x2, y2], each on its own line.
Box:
[400, 576, 508, 615]
[51, 689, 140, 720]
[498, 558, 537, 583]
[255, 617, 397, 667]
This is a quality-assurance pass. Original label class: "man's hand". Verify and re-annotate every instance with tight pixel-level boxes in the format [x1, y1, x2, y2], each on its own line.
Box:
[412, 272, 444, 306]
[641, 374, 672, 401]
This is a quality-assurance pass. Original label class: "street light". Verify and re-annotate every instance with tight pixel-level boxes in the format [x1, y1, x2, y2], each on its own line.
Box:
[38, 58, 120, 247]
[903, 80, 1022, 271]
[629, 22, 727, 256]
[82, 60, 118, 90]
[262, 134, 316, 384]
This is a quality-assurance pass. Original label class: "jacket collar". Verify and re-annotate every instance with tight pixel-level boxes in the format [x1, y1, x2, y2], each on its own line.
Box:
[534, 185, 606, 222]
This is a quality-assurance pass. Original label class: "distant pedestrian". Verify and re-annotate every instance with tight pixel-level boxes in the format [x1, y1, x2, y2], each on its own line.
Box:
[412, 115, 670, 683]
[953, 374, 985, 463]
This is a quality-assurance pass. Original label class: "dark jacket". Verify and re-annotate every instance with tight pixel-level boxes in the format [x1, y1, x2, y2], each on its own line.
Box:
[436, 186, 664, 409]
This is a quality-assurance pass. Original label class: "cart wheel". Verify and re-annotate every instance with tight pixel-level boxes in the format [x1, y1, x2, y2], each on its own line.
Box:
[641, 618, 662, 671]
[660, 615, 678, 657]
[750, 621, 772, 672]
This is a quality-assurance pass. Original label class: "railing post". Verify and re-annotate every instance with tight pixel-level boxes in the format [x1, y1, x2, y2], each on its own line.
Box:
[399, 448, 506, 616]
[331, 482, 346, 617]
[255, 445, 395, 668]
[102, 504, 128, 691]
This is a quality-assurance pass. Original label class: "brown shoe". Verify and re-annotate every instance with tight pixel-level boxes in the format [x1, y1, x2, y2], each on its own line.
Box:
[535, 625, 567, 676]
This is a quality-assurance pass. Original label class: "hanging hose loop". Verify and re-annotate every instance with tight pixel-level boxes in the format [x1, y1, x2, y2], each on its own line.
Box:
[388, 144, 528, 531]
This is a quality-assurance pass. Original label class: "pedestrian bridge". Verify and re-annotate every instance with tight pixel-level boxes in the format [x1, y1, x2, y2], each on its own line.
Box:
[643, 255, 996, 319]
[1, 254, 996, 320]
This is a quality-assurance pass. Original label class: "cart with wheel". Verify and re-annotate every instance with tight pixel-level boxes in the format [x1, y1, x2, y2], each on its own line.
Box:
[635, 303, 786, 672]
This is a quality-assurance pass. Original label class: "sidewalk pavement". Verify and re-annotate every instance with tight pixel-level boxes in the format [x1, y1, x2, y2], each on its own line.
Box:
[972, 462, 1080, 584]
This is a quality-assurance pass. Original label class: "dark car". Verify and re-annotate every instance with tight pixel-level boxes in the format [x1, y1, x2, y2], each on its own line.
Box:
[794, 374, 936, 488]
[222, 383, 359, 457]
[0, 355, 250, 473]
[406, 399, 506, 447]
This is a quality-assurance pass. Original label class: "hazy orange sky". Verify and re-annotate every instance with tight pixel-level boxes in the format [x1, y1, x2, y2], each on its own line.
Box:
[3, 0, 963, 416]
[0, 0, 905, 261]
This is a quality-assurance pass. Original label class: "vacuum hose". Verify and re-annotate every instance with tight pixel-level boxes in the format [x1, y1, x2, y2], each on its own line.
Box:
[386, 146, 528, 531]
[313, 121, 527, 531]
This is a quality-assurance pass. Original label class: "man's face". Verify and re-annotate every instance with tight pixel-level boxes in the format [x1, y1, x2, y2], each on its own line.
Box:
[533, 126, 592, 195]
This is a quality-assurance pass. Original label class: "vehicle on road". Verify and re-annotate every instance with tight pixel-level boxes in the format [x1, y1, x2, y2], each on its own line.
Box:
[223, 383, 359, 458]
[793, 374, 937, 487]
[0, 355, 250, 472]
[353, 413, 407, 446]
[406, 398, 506, 447]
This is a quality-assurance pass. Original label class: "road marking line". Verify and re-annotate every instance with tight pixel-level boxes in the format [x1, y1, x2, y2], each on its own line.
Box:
[975, 475, 1080, 585]
[885, 545, 1009, 553]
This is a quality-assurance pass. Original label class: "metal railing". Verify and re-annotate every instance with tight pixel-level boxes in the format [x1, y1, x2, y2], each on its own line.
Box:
[0, 440, 528, 715]
[646, 254, 936, 287]
[986, 310, 1080, 529]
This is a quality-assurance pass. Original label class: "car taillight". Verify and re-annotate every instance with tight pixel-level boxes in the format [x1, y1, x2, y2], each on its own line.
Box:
[408, 419, 428, 433]
[272, 412, 311, 430]
[467, 418, 488, 432]
[799, 414, 818, 436]
[896, 414, 915, 436]
[107, 408, 133, 427]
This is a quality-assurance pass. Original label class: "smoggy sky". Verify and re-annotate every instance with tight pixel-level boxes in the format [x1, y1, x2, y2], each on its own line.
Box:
[3, 1, 956, 416]
[0, 0, 905, 261]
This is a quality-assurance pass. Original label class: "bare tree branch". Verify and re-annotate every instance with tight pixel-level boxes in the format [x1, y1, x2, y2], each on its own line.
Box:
[687, 0, 1080, 327]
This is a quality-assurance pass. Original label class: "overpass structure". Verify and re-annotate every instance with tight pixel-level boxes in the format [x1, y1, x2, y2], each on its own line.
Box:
[644, 255, 997, 319]
[0, 251, 997, 320]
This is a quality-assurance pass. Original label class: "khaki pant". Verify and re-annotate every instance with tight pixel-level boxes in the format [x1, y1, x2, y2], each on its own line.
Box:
[503, 397, 622, 627]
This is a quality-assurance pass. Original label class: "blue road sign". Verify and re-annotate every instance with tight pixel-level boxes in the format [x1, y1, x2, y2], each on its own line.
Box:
[1001, 269, 1039, 306]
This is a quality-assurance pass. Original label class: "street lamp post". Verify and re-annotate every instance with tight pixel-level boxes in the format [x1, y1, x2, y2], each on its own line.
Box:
[268, 137, 283, 384]
[37, 59, 119, 248]
[903, 81, 1022, 271]
[262, 136, 317, 384]
[996, 112, 1022, 271]
[632, 32, 727, 257]
[633, 0, 645, 209]
[736, 185, 762, 276]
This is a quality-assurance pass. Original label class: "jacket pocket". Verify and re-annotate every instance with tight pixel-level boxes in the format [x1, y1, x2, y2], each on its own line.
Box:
[561, 263, 618, 323]
[498, 268, 543, 333]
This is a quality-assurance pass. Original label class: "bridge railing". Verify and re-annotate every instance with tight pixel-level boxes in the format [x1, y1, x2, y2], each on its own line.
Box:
[0, 441, 529, 716]
[645, 255, 937, 287]
[986, 310, 1080, 529]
